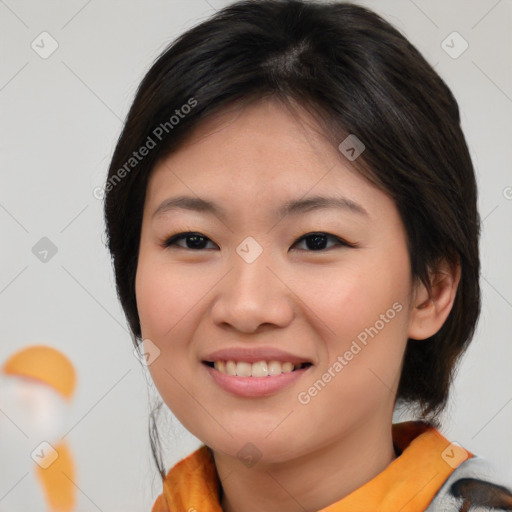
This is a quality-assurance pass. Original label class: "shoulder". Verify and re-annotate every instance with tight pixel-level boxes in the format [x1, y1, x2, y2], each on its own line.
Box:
[426, 456, 512, 511]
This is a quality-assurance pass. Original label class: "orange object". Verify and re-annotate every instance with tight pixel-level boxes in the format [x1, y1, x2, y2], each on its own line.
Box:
[34, 440, 76, 512]
[2, 345, 76, 400]
[151, 421, 473, 512]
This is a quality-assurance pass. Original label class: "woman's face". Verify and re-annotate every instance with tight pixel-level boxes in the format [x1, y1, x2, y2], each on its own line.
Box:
[136, 98, 418, 463]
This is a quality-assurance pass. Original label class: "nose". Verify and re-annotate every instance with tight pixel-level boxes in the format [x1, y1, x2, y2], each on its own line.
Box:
[210, 246, 294, 335]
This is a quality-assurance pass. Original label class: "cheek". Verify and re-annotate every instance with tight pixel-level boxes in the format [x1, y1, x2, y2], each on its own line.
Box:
[135, 264, 171, 339]
[294, 255, 410, 340]
[291, 270, 409, 435]
[135, 258, 203, 431]
[293, 249, 411, 393]
[135, 255, 205, 341]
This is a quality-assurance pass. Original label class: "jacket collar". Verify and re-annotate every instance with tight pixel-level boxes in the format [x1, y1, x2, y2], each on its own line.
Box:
[152, 421, 472, 512]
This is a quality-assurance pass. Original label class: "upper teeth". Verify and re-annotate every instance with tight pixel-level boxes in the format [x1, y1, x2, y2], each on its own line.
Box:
[213, 360, 302, 377]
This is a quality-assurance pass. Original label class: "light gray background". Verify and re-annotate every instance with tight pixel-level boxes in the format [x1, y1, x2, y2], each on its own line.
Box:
[1, 0, 511, 510]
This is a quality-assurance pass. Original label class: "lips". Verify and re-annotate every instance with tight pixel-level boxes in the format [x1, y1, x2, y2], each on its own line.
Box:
[202, 347, 313, 397]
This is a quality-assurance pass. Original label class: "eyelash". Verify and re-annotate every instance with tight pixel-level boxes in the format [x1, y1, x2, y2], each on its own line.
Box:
[162, 231, 357, 252]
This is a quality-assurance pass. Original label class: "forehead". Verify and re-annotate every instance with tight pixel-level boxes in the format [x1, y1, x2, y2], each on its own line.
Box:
[144, 98, 393, 223]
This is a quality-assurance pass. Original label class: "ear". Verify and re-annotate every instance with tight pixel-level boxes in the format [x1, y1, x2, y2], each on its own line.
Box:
[408, 259, 461, 341]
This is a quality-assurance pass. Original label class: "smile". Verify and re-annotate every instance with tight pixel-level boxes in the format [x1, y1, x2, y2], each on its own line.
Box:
[203, 360, 312, 398]
[205, 360, 310, 377]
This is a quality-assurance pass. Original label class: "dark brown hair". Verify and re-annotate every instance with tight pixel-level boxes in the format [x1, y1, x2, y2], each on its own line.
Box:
[103, 0, 480, 480]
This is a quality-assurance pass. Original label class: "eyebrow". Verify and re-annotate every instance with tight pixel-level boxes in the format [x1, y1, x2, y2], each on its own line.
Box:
[152, 194, 369, 221]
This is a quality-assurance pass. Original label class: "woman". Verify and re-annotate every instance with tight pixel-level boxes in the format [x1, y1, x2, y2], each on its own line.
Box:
[103, 1, 512, 510]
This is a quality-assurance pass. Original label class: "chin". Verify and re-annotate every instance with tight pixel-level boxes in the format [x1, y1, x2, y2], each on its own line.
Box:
[206, 431, 308, 467]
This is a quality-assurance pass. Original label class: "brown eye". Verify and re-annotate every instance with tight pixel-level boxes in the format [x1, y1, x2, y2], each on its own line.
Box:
[163, 232, 217, 250]
[292, 232, 355, 251]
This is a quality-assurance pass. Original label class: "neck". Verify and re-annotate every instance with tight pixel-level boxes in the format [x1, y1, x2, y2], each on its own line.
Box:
[213, 417, 397, 512]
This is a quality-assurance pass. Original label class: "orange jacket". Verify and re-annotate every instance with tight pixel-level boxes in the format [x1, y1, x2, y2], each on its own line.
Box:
[152, 421, 471, 512]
